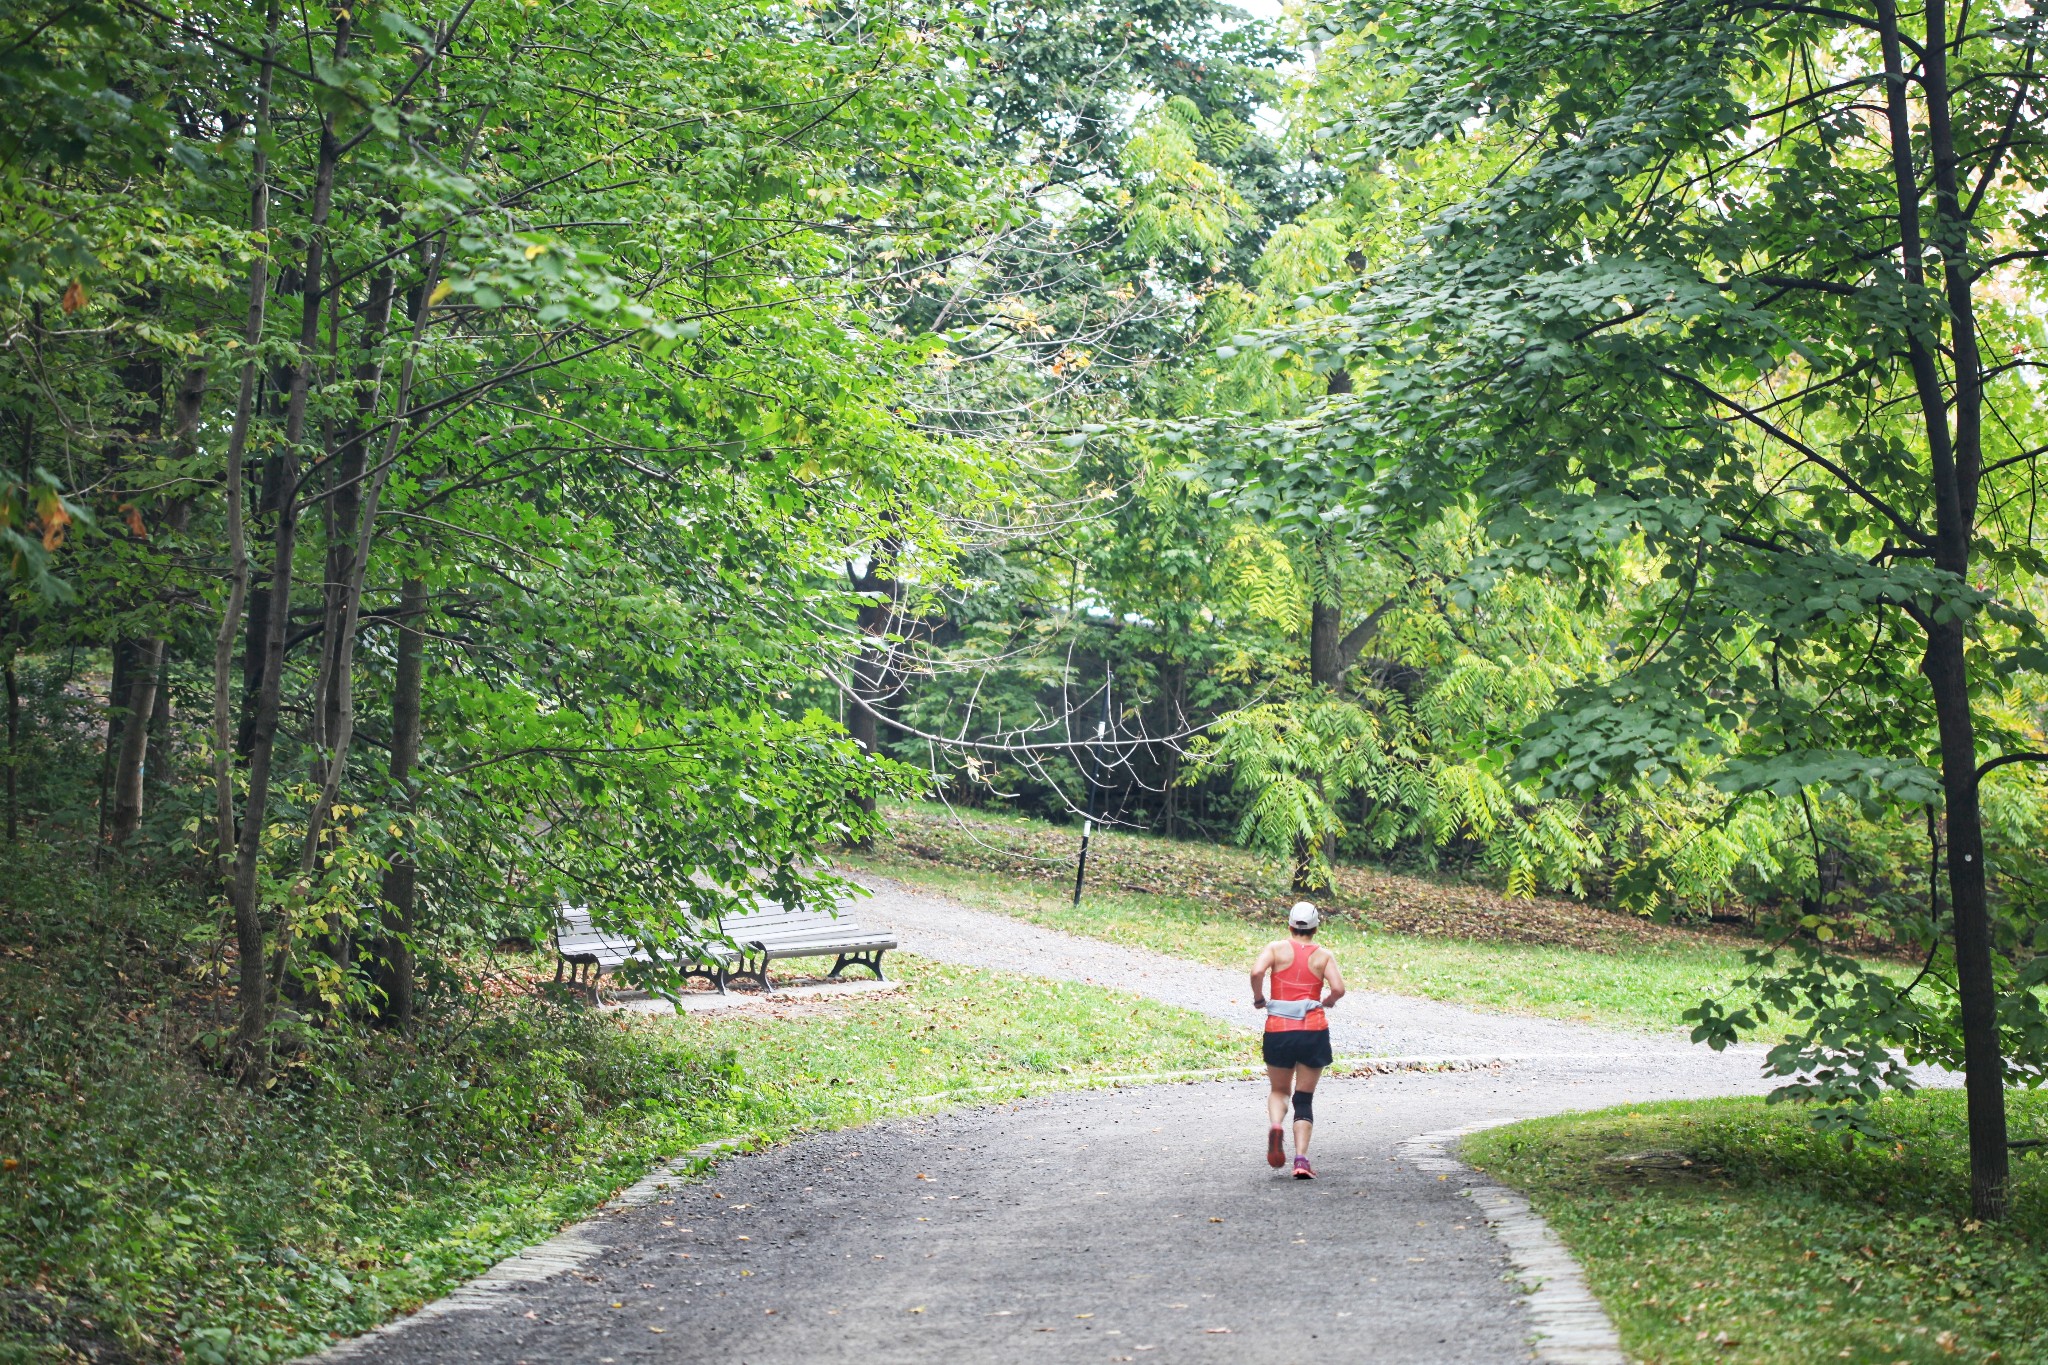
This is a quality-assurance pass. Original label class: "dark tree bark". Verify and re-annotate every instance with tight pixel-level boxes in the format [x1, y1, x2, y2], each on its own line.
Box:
[1309, 601, 1342, 689]
[1309, 365, 1355, 695]
[145, 650, 172, 797]
[103, 338, 165, 847]
[229, 11, 349, 1083]
[108, 639, 164, 845]
[297, 260, 399, 986]
[370, 577, 426, 1029]
[100, 638, 135, 846]
[4, 645, 18, 845]
[111, 373, 203, 846]
[316, 260, 396, 752]
[845, 542, 901, 847]
[1874, 0, 2006, 1217]
[1159, 662, 1184, 837]
[211, 12, 277, 866]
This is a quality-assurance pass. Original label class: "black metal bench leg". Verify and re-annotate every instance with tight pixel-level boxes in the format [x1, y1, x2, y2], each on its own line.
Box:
[827, 950, 886, 981]
[724, 954, 772, 993]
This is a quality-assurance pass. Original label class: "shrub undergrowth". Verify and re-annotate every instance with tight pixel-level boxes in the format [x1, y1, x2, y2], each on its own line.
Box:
[0, 859, 735, 1364]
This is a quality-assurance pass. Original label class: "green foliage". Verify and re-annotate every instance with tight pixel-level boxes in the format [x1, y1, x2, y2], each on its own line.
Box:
[1190, 695, 1382, 888]
[1160, 0, 2048, 1166]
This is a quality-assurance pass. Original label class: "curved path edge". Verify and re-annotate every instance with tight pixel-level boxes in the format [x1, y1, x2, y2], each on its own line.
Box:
[1400, 1124, 1628, 1365]
[302, 1054, 1577, 1363]
[304, 866, 1779, 1363]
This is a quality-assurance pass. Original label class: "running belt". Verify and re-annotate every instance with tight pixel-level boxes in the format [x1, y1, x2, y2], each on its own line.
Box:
[1264, 997, 1324, 1021]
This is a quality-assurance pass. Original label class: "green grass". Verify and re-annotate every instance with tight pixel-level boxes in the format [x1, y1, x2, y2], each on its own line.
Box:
[682, 952, 1250, 1128]
[1463, 1093, 2048, 1364]
[850, 836, 1760, 1034]
[2, 877, 1246, 1365]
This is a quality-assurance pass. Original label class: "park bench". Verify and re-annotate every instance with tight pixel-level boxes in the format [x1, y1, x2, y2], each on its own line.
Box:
[550, 904, 727, 1002]
[551, 896, 895, 1000]
[715, 902, 896, 993]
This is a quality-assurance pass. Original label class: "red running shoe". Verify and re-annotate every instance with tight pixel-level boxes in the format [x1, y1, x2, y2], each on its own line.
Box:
[1266, 1126, 1286, 1169]
[1293, 1156, 1316, 1180]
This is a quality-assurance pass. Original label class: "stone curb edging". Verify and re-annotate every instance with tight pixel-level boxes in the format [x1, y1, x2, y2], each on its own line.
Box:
[1398, 1124, 1629, 1365]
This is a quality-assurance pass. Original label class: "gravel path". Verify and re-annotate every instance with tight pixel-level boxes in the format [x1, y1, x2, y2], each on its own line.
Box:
[853, 873, 1758, 1068]
[326, 877, 1781, 1365]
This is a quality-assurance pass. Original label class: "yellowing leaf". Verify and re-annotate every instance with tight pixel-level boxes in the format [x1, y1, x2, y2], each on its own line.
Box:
[429, 281, 455, 306]
[39, 502, 70, 551]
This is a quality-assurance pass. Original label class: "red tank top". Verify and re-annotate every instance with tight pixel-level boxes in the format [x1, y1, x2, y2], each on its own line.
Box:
[1265, 940, 1327, 1033]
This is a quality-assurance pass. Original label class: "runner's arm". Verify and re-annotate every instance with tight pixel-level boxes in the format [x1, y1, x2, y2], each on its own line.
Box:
[1319, 952, 1347, 1010]
[1248, 944, 1273, 1009]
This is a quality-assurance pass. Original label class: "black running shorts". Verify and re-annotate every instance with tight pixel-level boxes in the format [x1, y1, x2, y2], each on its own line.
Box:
[1262, 1028, 1333, 1069]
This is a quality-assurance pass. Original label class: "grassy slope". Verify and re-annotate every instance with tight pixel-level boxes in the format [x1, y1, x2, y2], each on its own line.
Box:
[1464, 1094, 2048, 1365]
[3, 937, 1241, 1365]
[848, 803, 1772, 1033]
[682, 954, 1248, 1126]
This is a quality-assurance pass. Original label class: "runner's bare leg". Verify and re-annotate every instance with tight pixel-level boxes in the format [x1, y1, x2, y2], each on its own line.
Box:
[1292, 1064, 1322, 1158]
[1267, 1064, 1294, 1131]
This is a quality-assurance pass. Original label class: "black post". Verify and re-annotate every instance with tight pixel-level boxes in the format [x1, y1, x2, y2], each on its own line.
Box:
[1072, 671, 1111, 907]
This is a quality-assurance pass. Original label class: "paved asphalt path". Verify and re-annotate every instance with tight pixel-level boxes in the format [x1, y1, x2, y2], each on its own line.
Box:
[333, 878, 1779, 1365]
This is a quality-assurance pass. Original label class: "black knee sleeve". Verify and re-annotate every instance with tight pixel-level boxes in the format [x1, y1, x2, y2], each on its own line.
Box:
[1293, 1090, 1315, 1124]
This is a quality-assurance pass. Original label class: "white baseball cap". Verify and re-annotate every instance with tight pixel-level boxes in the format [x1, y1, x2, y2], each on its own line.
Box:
[1288, 901, 1320, 930]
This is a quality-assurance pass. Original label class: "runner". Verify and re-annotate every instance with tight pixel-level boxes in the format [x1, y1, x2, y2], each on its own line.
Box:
[1248, 900, 1346, 1179]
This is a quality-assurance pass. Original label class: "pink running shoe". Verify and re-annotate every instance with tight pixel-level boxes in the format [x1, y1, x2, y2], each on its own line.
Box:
[1293, 1155, 1316, 1180]
[1266, 1126, 1286, 1169]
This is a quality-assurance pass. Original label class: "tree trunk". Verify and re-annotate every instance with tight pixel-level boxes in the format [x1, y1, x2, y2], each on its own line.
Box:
[299, 264, 399, 986]
[102, 336, 166, 847]
[1308, 374, 1347, 691]
[845, 544, 900, 847]
[229, 10, 349, 1083]
[4, 645, 17, 844]
[213, 0, 281, 883]
[1309, 601, 1341, 689]
[1924, 626, 2008, 1219]
[1291, 832, 1318, 895]
[100, 639, 134, 847]
[145, 649, 173, 798]
[109, 638, 164, 845]
[370, 578, 425, 1028]
[1875, 0, 2007, 1219]
[1159, 662, 1183, 837]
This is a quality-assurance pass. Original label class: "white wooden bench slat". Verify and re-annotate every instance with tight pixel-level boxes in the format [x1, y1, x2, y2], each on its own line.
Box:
[741, 929, 897, 949]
